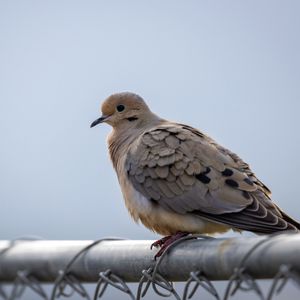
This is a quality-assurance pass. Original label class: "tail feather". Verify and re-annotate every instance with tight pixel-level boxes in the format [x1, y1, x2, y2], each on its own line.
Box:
[281, 211, 300, 231]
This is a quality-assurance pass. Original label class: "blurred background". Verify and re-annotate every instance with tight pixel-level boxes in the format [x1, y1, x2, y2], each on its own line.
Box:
[0, 0, 299, 298]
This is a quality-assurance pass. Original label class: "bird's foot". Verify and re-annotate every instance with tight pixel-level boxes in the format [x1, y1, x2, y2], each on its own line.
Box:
[151, 232, 189, 260]
[150, 235, 171, 249]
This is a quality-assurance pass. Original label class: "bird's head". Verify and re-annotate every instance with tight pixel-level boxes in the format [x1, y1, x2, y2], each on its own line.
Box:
[91, 92, 157, 129]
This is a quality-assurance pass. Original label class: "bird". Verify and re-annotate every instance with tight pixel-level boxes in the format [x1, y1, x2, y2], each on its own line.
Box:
[91, 92, 300, 258]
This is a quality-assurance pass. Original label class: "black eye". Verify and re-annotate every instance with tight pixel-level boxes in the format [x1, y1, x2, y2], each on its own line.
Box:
[116, 104, 125, 112]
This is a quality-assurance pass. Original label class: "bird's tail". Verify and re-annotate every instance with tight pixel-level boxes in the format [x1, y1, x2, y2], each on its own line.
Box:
[280, 210, 300, 231]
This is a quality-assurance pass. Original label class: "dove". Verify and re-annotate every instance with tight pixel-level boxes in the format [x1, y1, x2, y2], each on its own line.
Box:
[91, 92, 300, 258]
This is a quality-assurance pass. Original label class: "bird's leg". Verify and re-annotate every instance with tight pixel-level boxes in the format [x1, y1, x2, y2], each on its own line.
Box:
[151, 232, 189, 260]
[150, 235, 172, 249]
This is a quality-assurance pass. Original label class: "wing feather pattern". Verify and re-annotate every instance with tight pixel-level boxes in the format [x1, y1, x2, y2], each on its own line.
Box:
[126, 123, 300, 233]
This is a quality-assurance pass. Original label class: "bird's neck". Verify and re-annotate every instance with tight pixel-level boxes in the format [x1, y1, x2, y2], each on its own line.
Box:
[108, 115, 164, 171]
[107, 126, 144, 171]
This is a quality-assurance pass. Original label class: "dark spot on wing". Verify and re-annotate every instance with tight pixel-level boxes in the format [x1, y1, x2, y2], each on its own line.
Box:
[203, 167, 211, 175]
[150, 198, 158, 204]
[244, 178, 254, 186]
[225, 179, 239, 188]
[196, 172, 211, 184]
[222, 168, 234, 176]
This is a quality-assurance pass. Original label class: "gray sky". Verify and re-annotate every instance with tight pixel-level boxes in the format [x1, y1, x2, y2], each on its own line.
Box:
[1, 0, 300, 243]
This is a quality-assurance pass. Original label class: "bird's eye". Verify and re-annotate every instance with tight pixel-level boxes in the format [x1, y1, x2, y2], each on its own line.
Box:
[116, 104, 125, 112]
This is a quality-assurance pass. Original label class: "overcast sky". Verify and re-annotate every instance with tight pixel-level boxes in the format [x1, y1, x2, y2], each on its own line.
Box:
[1, 0, 300, 240]
[1, 1, 300, 299]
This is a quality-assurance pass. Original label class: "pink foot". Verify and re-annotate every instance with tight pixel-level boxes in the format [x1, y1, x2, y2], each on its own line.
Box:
[151, 232, 189, 260]
[150, 235, 171, 249]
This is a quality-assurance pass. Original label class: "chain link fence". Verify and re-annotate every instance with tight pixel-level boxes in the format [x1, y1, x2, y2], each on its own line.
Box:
[0, 233, 299, 300]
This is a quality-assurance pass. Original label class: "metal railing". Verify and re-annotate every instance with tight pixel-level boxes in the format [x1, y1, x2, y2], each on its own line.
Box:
[0, 233, 299, 299]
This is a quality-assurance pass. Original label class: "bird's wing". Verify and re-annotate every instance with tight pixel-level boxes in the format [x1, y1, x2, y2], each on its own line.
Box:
[125, 123, 298, 233]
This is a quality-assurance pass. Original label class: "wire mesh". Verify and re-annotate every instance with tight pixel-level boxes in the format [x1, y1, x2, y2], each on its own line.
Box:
[0, 234, 299, 299]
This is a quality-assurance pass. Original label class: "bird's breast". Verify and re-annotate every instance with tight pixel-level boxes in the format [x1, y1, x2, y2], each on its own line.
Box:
[116, 157, 153, 222]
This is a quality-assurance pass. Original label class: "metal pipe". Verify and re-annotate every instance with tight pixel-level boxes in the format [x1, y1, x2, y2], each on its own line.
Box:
[0, 234, 299, 283]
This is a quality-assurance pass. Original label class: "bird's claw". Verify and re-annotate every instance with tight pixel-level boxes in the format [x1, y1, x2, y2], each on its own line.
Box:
[151, 232, 189, 259]
[150, 236, 170, 249]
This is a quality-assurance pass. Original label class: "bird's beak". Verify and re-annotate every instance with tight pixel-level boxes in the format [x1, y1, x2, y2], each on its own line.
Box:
[90, 115, 110, 128]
